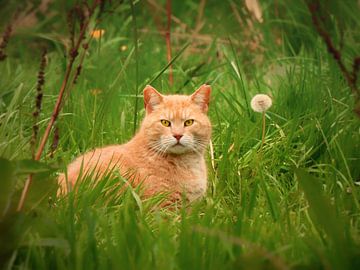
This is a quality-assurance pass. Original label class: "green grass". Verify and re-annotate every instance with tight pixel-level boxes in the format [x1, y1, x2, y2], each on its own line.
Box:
[1, 0, 360, 269]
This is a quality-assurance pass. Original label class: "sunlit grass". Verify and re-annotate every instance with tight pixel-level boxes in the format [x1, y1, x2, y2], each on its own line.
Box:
[0, 0, 360, 269]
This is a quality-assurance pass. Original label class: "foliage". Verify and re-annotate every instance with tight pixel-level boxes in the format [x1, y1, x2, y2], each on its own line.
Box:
[0, 0, 359, 269]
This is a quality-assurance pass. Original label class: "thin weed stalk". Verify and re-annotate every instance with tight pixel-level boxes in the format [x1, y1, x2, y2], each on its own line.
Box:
[0, 23, 12, 61]
[130, 0, 140, 135]
[147, 42, 190, 85]
[166, 0, 173, 85]
[17, 0, 102, 212]
[306, 0, 360, 116]
[228, 37, 250, 118]
[31, 48, 47, 159]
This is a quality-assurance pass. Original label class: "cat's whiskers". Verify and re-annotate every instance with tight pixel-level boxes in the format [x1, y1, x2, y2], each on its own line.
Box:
[162, 143, 173, 156]
[151, 144, 165, 157]
[149, 138, 176, 158]
[189, 143, 204, 156]
[196, 138, 208, 147]
[148, 140, 168, 158]
[149, 136, 208, 157]
[193, 138, 208, 151]
[161, 137, 176, 148]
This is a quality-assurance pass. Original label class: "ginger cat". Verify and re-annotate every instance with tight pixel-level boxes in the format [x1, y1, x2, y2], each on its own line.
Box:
[58, 84, 212, 204]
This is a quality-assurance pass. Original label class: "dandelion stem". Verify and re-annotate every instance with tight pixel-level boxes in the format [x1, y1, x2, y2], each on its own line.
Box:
[260, 111, 266, 152]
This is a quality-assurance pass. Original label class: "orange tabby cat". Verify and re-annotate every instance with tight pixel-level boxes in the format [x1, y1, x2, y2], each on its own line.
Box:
[58, 84, 212, 204]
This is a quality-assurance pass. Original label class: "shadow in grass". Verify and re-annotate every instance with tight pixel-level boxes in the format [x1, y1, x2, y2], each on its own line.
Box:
[296, 168, 360, 270]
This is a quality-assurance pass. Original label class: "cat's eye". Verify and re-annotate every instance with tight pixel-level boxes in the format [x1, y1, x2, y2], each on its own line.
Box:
[161, 119, 171, 127]
[184, 119, 194, 127]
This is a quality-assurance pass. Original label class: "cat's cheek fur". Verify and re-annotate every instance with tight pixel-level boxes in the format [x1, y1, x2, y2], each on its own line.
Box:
[160, 135, 176, 147]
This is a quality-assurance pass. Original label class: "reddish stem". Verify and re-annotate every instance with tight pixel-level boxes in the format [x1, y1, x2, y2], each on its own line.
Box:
[166, 0, 173, 85]
[17, 0, 100, 212]
[306, 1, 359, 98]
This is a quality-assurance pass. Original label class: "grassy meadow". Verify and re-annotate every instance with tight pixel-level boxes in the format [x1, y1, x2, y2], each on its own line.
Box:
[0, 0, 360, 269]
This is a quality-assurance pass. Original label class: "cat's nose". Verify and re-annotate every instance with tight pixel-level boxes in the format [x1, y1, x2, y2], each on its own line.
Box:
[173, 134, 183, 141]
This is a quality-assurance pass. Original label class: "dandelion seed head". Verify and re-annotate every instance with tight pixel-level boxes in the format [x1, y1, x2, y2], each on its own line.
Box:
[250, 94, 272, 113]
[120, 45, 128, 51]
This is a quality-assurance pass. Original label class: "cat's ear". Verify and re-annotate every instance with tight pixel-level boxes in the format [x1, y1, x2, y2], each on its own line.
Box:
[191, 84, 211, 113]
[143, 85, 163, 114]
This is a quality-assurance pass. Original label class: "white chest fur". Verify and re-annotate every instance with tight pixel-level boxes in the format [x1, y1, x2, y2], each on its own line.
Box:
[181, 156, 207, 202]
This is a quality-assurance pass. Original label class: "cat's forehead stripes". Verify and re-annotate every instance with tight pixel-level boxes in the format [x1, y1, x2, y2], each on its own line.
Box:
[158, 95, 194, 120]
[162, 95, 191, 107]
[160, 108, 191, 121]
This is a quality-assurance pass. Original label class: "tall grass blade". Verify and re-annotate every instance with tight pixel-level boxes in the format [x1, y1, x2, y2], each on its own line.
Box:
[295, 168, 350, 269]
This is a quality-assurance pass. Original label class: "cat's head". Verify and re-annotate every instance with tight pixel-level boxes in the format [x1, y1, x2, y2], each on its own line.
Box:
[141, 85, 212, 155]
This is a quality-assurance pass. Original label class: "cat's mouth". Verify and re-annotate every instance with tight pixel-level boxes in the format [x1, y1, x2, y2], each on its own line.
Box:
[168, 143, 188, 154]
[172, 142, 184, 148]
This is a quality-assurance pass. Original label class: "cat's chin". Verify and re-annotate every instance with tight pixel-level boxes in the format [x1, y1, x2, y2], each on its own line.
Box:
[167, 144, 191, 155]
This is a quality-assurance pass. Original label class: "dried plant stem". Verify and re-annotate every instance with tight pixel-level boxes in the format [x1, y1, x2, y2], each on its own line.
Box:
[166, 0, 173, 85]
[306, 1, 360, 116]
[209, 139, 215, 173]
[17, 174, 34, 211]
[31, 48, 47, 158]
[35, 43, 84, 160]
[138, 28, 239, 46]
[17, 1, 100, 212]
[0, 24, 12, 61]
[17, 60, 76, 212]
[195, 0, 206, 32]
[50, 126, 60, 158]
[146, 0, 187, 31]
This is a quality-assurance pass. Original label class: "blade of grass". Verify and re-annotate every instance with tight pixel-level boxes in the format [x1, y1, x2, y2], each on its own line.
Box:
[295, 168, 350, 270]
[130, 0, 140, 135]
[147, 42, 190, 86]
